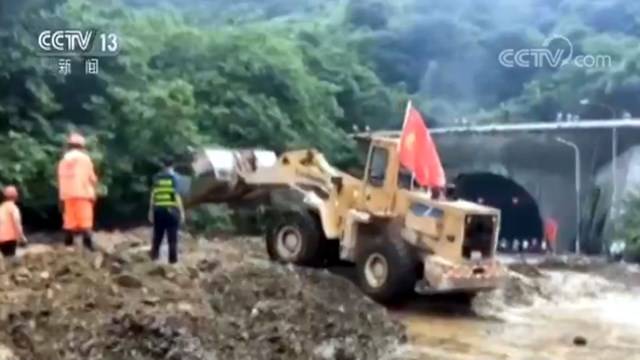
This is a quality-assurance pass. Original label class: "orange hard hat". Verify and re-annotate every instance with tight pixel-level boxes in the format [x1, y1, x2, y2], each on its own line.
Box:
[3, 186, 18, 200]
[67, 132, 86, 147]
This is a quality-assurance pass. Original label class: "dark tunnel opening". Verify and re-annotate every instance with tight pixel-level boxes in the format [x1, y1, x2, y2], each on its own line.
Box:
[455, 173, 545, 253]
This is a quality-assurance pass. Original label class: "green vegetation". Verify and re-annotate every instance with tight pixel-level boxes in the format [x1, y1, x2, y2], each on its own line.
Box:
[1, 0, 639, 225]
[615, 191, 640, 261]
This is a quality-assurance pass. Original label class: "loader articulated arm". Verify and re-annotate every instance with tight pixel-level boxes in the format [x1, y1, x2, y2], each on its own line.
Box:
[184, 148, 346, 209]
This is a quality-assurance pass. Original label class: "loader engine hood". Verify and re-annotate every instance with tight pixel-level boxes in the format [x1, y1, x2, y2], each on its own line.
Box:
[406, 192, 500, 216]
[402, 193, 501, 261]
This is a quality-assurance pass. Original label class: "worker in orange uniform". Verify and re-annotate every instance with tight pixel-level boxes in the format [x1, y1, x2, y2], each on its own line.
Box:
[0, 186, 27, 260]
[544, 217, 559, 254]
[57, 133, 98, 251]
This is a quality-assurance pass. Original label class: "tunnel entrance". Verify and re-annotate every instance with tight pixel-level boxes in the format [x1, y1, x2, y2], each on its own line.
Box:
[455, 173, 545, 253]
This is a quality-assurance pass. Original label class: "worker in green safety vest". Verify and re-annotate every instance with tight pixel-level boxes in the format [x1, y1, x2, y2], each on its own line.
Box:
[148, 157, 185, 264]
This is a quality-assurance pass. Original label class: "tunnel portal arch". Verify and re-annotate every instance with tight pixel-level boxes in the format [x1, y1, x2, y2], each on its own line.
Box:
[455, 172, 545, 253]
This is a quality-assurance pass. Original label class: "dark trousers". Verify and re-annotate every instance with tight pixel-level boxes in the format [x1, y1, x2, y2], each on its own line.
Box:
[64, 231, 94, 251]
[151, 207, 180, 264]
[0, 241, 17, 257]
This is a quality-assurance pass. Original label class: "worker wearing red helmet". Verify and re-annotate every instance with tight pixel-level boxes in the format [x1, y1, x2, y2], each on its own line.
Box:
[0, 186, 27, 259]
[57, 132, 98, 251]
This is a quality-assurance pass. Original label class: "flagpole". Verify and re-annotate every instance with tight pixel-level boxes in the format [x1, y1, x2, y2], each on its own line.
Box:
[401, 100, 414, 187]
[398, 99, 412, 153]
[401, 100, 412, 131]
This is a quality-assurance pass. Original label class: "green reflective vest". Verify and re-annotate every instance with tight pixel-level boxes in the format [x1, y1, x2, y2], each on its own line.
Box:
[152, 174, 178, 208]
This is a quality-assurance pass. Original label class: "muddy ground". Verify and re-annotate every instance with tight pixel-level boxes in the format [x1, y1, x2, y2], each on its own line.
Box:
[1, 230, 638, 360]
[390, 257, 640, 360]
[0, 229, 404, 360]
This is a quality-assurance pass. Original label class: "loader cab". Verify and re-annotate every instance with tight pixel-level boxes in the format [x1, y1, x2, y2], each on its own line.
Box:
[355, 136, 400, 215]
[344, 137, 370, 179]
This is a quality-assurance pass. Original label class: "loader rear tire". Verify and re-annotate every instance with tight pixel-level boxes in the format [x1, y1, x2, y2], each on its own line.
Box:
[266, 211, 323, 266]
[356, 227, 416, 304]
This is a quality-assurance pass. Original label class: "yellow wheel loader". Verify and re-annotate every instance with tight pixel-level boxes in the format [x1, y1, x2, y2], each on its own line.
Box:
[185, 132, 506, 304]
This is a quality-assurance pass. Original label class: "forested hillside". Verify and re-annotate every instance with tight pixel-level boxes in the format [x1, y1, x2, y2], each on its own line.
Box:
[1, 0, 639, 225]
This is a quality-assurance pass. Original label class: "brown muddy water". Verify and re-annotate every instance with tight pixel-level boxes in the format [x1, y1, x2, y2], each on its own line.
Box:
[386, 270, 640, 360]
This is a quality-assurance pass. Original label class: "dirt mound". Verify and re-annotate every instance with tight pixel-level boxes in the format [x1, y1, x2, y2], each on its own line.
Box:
[473, 260, 631, 318]
[472, 270, 549, 317]
[597, 263, 640, 288]
[0, 230, 404, 360]
[538, 255, 640, 289]
[205, 263, 403, 359]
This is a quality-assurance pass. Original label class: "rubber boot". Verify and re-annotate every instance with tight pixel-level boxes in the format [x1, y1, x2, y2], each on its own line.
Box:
[64, 231, 75, 247]
[82, 231, 95, 252]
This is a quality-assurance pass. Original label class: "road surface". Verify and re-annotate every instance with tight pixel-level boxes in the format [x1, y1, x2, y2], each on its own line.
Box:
[388, 267, 640, 360]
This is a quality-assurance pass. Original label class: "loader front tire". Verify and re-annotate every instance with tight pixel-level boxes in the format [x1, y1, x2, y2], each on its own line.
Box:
[266, 211, 323, 266]
[356, 229, 416, 304]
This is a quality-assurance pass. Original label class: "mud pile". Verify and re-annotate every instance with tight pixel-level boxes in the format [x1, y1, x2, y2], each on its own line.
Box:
[472, 269, 548, 317]
[473, 258, 633, 317]
[539, 255, 640, 289]
[0, 230, 404, 360]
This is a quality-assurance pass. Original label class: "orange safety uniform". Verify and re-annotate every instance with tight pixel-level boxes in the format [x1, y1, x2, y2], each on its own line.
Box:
[0, 200, 21, 242]
[57, 149, 98, 231]
[544, 218, 558, 251]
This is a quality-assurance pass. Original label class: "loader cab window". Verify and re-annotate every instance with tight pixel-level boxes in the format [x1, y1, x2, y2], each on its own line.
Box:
[343, 138, 369, 178]
[367, 146, 388, 187]
[411, 203, 444, 219]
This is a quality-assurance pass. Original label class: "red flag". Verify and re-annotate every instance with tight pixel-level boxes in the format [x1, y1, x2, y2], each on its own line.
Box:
[398, 101, 446, 187]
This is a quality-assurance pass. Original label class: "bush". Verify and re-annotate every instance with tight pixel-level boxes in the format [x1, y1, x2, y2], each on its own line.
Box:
[614, 190, 640, 262]
[186, 205, 234, 236]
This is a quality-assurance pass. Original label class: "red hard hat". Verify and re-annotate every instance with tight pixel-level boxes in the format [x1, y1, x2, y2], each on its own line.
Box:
[67, 133, 86, 147]
[3, 186, 18, 199]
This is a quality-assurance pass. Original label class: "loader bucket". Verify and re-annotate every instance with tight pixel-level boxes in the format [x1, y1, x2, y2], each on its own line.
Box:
[184, 148, 277, 208]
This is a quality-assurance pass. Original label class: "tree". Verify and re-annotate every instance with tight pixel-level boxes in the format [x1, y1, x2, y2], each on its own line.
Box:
[615, 190, 640, 262]
[4, 0, 640, 229]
